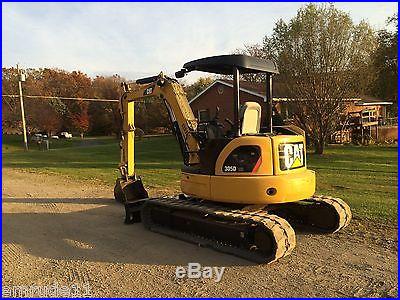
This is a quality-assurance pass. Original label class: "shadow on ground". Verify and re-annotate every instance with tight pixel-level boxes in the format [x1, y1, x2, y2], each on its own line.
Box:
[2, 197, 369, 268]
[2, 197, 258, 267]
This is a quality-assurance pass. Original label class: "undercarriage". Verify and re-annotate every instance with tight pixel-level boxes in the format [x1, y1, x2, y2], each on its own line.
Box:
[124, 195, 351, 263]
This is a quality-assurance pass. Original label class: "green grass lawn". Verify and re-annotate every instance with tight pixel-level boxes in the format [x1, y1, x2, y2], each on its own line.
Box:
[2, 135, 398, 223]
[2, 135, 182, 188]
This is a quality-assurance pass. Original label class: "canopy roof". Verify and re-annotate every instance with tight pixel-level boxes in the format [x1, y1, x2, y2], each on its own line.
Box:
[176, 55, 279, 77]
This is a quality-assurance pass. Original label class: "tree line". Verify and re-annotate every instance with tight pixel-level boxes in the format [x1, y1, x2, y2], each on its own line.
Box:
[2, 68, 171, 137]
[196, 4, 397, 153]
[2, 4, 397, 154]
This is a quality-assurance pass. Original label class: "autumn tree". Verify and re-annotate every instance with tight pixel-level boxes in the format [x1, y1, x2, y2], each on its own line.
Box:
[92, 76, 171, 136]
[2, 68, 21, 133]
[263, 3, 376, 154]
[2, 68, 95, 136]
[183, 77, 214, 101]
[370, 14, 398, 117]
[71, 100, 90, 138]
[134, 100, 171, 134]
[22, 69, 64, 135]
[2, 68, 64, 135]
[91, 75, 124, 136]
[38, 104, 63, 135]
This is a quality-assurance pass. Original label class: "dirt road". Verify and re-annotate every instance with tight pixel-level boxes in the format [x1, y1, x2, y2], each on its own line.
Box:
[2, 168, 398, 297]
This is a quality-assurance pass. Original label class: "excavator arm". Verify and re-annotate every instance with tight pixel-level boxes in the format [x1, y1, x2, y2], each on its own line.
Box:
[118, 72, 200, 179]
[114, 72, 200, 204]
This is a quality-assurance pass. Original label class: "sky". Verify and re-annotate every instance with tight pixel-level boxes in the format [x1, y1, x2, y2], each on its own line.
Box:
[2, 2, 398, 83]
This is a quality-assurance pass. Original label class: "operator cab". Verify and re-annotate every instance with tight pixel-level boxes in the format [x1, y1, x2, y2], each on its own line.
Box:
[177, 55, 297, 175]
[176, 54, 279, 138]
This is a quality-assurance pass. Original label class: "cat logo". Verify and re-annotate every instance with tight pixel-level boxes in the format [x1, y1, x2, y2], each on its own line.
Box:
[143, 86, 154, 96]
[279, 142, 305, 170]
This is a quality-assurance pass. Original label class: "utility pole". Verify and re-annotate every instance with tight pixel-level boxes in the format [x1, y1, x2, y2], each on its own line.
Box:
[17, 64, 28, 151]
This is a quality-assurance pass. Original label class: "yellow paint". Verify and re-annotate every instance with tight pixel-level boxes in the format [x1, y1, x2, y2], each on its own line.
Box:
[210, 170, 314, 204]
[291, 156, 303, 168]
[122, 97, 135, 176]
[184, 134, 315, 204]
[181, 172, 211, 199]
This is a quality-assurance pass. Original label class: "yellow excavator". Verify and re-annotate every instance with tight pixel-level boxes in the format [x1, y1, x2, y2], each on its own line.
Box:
[114, 55, 352, 263]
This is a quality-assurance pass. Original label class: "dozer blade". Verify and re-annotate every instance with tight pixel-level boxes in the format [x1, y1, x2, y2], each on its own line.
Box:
[140, 196, 296, 264]
[269, 195, 352, 233]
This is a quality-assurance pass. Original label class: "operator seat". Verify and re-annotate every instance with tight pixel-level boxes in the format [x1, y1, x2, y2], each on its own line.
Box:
[240, 102, 261, 134]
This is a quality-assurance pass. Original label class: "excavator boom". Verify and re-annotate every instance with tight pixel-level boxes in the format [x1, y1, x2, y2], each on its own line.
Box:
[114, 73, 202, 204]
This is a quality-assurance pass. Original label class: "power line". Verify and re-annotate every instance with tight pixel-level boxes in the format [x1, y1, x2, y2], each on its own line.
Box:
[2, 94, 119, 103]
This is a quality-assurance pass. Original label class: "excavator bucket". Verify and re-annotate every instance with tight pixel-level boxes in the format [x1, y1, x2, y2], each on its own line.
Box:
[114, 178, 149, 224]
[114, 177, 149, 203]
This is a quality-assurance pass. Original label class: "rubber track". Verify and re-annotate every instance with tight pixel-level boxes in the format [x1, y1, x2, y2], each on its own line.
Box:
[309, 195, 352, 233]
[141, 197, 295, 264]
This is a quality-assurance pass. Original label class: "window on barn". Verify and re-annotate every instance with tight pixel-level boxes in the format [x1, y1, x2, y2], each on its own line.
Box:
[198, 109, 210, 122]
